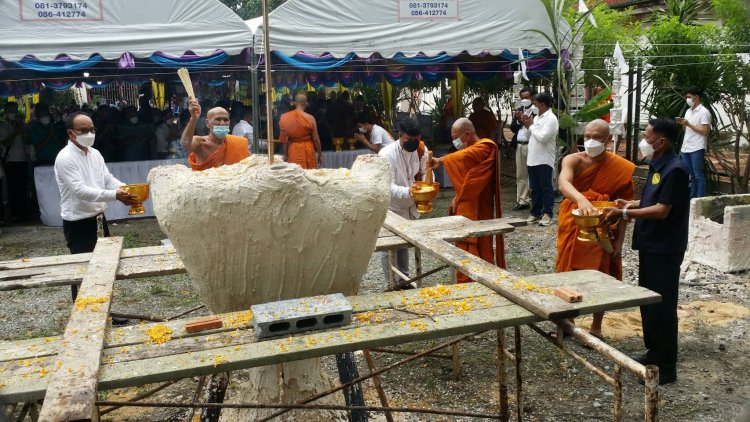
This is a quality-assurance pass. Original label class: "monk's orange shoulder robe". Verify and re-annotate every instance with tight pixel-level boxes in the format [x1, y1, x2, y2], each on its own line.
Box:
[556, 152, 635, 279]
[280, 109, 317, 169]
[442, 139, 500, 283]
[188, 135, 249, 171]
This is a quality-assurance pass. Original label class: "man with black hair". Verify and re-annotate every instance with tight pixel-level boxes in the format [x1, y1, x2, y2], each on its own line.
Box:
[603, 118, 690, 385]
[0, 101, 30, 221]
[677, 86, 711, 198]
[509, 87, 537, 211]
[377, 117, 430, 287]
[55, 112, 138, 299]
[519, 92, 558, 226]
[468, 97, 498, 142]
[353, 113, 393, 153]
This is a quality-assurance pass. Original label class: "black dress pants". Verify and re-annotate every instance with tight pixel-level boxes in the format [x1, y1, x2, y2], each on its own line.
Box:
[638, 250, 684, 369]
[5, 161, 28, 219]
[63, 215, 110, 300]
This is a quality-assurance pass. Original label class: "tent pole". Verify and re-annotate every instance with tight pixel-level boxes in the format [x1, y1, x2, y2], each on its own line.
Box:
[251, 38, 261, 155]
[262, 0, 274, 164]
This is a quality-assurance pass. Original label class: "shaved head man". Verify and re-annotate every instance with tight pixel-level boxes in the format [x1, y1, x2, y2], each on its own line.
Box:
[279, 92, 323, 169]
[181, 99, 250, 171]
[555, 118, 635, 340]
[468, 97, 498, 142]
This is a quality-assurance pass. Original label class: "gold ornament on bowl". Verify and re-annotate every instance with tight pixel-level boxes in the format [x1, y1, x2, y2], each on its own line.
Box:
[347, 137, 357, 150]
[572, 200, 616, 241]
[332, 137, 344, 152]
[410, 181, 440, 214]
[121, 183, 150, 215]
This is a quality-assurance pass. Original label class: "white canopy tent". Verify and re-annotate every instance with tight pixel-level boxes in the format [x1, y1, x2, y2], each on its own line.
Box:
[252, 0, 571, 58]
[0, 0, 252, 62]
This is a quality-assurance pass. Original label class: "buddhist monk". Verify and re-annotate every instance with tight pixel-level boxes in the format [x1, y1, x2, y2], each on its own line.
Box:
[181, 98, 249, 171]
[468, 97, 498, 142]
[280, 93, 323, 169]
[556, 119, 635, 340]
[428, 118, 504, 283]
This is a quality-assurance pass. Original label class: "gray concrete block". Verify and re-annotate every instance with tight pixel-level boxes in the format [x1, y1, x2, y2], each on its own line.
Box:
[251, 293, 352, 339]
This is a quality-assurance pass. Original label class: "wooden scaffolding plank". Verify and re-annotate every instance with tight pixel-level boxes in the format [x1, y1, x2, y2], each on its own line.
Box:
[37, 237, 123, 422]
[383, 211, 578, 320]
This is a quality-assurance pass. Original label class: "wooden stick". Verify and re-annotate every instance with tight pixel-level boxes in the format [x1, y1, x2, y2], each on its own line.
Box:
[262, 0, 274, 164]
[177, 68, 195, 99]
[38, 237, 124, 422]
[424, 151, 434, 185]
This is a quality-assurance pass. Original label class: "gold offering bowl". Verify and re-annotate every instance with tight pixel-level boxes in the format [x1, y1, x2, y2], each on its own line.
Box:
[572, 201, 616, 242]
[122, 183, 150, 215]
[333, 137, 344, 152]
[346, 137, 357, 150]
[410, 181, 440, 214]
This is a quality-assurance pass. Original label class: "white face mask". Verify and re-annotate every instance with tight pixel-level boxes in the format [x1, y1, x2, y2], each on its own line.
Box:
[358, 127, 367, 134]
[129, 117, 139, 124]
[686, 98, 694, 107]
[529, 106, 539, 115]
[520, 99, 532, 108]
[583, 139, 606, 158]
[638, 138, 655, 160]
[452, 137, 464, 150]
[40, 116, 51, 125]
[76, 132, 96, 147]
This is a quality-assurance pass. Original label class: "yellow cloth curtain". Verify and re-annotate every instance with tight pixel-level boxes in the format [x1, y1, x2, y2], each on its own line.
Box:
[151, 81, 165, 110]
[450, 67, 465, 119]
[23, 96, 32, 122]
[381, 80, 393, 133]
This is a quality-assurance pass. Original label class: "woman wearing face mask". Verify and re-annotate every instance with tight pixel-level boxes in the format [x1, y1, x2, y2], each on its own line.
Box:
[601, 118, 690, 385]
[555, 119, 635, 341]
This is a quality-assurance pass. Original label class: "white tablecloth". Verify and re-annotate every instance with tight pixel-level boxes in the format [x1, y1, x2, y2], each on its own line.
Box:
[35, 158, 187, 227]
[321, 149, 372, 169]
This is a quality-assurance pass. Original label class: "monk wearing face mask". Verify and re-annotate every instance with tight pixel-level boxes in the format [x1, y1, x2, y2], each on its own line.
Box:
[555, 119, 635, 341]
[428, 118, 504, 283]
[181, 98, 249, 171]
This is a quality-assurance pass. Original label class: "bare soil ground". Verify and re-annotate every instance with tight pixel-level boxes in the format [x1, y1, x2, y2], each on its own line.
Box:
[1, 182, 748, 421]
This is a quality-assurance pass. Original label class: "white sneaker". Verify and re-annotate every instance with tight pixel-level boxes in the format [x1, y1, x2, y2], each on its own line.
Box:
[526, 214, 541, 224]
[539, 214, 553, 226]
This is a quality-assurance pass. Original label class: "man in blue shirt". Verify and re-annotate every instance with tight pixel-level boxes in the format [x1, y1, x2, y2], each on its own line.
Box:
[603, 118, 690, 385]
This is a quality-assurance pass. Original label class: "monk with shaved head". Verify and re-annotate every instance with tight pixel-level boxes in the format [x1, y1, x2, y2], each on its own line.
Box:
[556, 119, 635, 340]
[427, 118, 504, 283]
[280, 93, 323, 169]
[181, 99, 249, 171]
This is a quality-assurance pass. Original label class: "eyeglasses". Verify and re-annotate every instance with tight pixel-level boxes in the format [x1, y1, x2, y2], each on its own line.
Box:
[73, 128, 96, 134]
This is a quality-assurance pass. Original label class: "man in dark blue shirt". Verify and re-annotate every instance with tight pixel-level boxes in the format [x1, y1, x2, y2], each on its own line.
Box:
[602, 118, 690, 385]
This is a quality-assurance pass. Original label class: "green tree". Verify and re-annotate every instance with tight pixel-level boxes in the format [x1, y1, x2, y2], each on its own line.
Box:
[219, 0, 288, 20]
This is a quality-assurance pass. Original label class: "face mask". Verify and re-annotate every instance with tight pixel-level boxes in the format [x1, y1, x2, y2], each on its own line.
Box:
[40, 116, 51, 125]
[129, 117, 139, 124]
[358, 127, 367, 134]
[520, 99, 532, 108]
[530, 106, 539, 115]
[212, 125, 230, 139]
[6, 113, 16, 121]
[583, 139, 606, 158]
[76, 132, 96, 147]
[403, 139, 419, 152]
[638, 138, 655, 160]
[686, 98, 694, 107]
[452, 138, 463, 150]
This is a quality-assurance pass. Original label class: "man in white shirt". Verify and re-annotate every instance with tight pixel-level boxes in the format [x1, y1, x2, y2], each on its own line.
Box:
[55, 112, 137, 299]
[519, 92, 559, 226]
[509, 87, 538, 211]
[354, 113, 393, 153]
[377, 117, 429, 288]
[677, 86, 711, 198]
[232, 106, 257, 152]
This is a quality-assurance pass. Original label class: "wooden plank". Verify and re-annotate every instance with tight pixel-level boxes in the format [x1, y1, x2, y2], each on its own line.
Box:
[37, 237, 123, 422]
[383, 211, 578, 320]
[0, 246, 171, 271]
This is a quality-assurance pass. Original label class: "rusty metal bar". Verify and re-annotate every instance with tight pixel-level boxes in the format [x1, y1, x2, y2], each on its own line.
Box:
[109, 312, 165, 323]
[362, 350, 394, 422]
[257, 332, 483, 421]
[386, 264, 449, 292]
[514, 326, 523, 422]
[644, 365, 659, 422]
[367, 347, 453, 360]
[497, 329, 509, 422]
[414, 248, 423, 288]
[99, 379, 178, 416]
[94, 401, 503, 419]
[527, 323, 616, 386]
[167, 305, 207, 321]
[614, 365, 622, 422]
[186, 376, 207, 422]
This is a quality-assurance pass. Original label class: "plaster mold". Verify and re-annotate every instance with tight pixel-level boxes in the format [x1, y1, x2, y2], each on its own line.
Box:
[686, 194, 750, 273]
[148, 154, 391, 420]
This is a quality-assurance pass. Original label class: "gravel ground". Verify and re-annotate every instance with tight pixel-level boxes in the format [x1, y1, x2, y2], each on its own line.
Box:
[1, 180, 748, 421]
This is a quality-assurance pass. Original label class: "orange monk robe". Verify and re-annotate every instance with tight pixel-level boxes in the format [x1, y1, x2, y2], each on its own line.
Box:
[468, 109, 498, 141]
[442, 139, 503, 283]
[556, 152, 635, 280]
[188, 135, 249, 171]
[280, 109, 317, 169]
